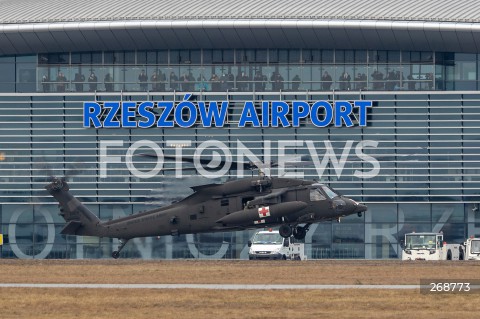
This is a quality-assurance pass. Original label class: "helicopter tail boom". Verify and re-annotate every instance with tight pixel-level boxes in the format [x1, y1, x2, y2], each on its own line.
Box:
[45, 178, 104, 237]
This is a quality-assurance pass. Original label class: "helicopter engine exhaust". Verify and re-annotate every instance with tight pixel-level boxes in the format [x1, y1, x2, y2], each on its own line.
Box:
[216, 201, 308, 226]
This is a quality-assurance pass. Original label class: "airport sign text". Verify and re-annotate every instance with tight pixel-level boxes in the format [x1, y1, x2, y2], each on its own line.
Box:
[83, 94, 372, 128]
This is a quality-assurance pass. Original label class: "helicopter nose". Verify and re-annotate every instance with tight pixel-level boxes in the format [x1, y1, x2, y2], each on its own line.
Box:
[354, 203, 368, 214]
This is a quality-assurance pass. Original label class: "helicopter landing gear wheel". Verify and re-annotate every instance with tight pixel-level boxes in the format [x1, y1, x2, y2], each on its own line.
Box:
[279, 224, 293, 238]
[111, 238, 129, 259]
[293, 226, 307, 240]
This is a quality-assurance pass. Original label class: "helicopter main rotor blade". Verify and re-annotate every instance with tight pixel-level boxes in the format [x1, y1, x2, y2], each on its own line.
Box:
[138, 153, 270, 171]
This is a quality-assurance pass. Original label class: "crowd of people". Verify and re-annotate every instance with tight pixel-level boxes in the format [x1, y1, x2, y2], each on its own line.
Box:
[39, 69, 428, 92]
[42, 71, 113, 92]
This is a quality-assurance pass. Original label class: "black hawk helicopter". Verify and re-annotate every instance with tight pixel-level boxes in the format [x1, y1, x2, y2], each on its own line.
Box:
[45, 156, 367, 259]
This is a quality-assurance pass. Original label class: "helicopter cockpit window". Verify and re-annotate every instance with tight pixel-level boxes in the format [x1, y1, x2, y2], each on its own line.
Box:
[310, 188, 326, 201]
[321, 186, 339, 199]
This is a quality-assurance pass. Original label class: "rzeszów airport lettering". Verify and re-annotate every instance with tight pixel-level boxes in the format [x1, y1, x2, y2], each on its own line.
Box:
[83, 94, 373, 128]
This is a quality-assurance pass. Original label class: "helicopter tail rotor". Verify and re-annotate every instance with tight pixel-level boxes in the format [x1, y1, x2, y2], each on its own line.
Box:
[45, 177, 103, 237]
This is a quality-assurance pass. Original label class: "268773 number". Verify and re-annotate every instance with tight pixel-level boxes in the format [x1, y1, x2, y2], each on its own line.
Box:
[429, 282, 470, 292]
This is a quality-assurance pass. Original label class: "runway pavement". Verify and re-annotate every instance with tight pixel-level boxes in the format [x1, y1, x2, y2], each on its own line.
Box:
[0, 283, 419, 290]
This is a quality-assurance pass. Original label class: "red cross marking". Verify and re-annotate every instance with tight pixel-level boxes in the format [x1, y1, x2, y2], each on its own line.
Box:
[258, 206, 270, 218]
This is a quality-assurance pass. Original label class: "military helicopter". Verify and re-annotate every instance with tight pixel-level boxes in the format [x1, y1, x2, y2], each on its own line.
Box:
[45, 156, 367, 259]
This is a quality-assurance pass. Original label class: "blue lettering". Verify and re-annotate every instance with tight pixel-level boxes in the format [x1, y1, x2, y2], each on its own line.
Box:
[103, 102, 121, 128]
[311, 101, 332, 127]
[156, 102, 174, 127]
[82, 99, 373, 129]
[239, 101, 260, 127]
[334, 101, 353, 127]
[175, 94, 197, 128]
[354, 101, 372, 126]
[83, 102, 102, 128]
[121, 102, 137, 128]
[262, 101, 269, 127]
[138, 101, 155, 128]
[271, 101, 290, 127]
[198, 101, 228, 127]
[292, 101, 310, 127]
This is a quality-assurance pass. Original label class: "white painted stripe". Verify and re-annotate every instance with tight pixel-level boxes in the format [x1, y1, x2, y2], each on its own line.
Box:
[0, 283, 419, 290]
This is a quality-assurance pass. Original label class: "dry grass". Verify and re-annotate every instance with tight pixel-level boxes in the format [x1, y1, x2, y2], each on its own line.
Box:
[1, 259, 480, 284]
[1, 260, 480, 318]
[1, 289, 480, 319]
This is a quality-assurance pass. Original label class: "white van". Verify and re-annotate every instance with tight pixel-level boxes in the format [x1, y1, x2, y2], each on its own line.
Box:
[248, 229, 305, 260]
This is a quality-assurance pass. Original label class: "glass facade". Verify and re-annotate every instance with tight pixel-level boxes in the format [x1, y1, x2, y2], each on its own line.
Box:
[1, 50, 480, 259]
[1, 50, 480, 94]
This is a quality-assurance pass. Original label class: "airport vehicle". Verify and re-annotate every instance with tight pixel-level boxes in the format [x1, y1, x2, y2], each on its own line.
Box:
[401, 232, 464, 261]
[46, 162, 366, 258]
[463, 237, 480, 260]
[247, 229, 306, 260]
[288, 241, 307, 260]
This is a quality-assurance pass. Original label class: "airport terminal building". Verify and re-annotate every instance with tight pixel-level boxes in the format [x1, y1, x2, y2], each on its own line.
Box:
[1, 0, 480, 259]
